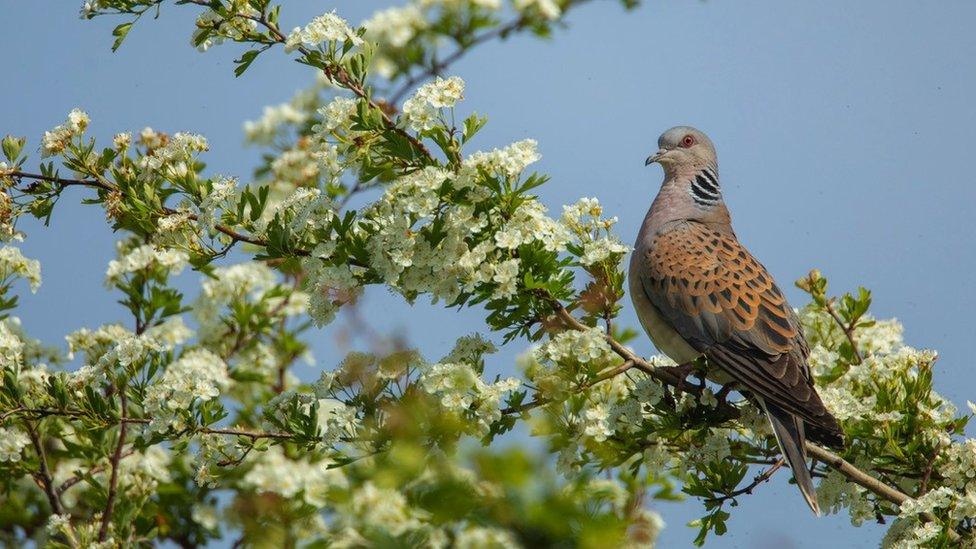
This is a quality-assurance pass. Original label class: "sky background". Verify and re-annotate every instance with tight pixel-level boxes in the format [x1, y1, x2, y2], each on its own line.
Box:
[4, 0, 976, 547]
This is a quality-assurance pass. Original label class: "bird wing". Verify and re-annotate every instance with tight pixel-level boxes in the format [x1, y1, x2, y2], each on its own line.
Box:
[637, 220, 841, 440]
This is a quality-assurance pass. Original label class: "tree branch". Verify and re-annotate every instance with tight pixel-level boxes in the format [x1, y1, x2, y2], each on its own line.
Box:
[706, 458, 785, 506]
[178, 0, 434, 161]
[501, 359, 635, 415]
[57, 449, 136, 496]
[4, 407, 294, 440]
[9, 171, 314, 259]
[24, 420, 64, 515]
[98, 392, 128, 541]
[387, 0, 597, 107]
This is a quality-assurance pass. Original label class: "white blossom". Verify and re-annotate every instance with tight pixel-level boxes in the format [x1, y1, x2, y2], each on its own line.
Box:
[242, 446, 347, 507]
[463, 139, 541, 179]
[363, 5, 426, 49]
[514, 0, 562, 20]
[402, 76, 465, 132]
[41, 108, 89, 157]
[455, 526, 522, 548]
[244, 100, 309, 144]
[105, 243, 188, 284]
[197, 176, 238, 235]
[0, 426, 30, 462]
[285, 11, 362, 52]
[0, 246, 41, 292]
[144, 349, 230, 432]
[192, 2, 258, 51]
[315, 96, 359, 135]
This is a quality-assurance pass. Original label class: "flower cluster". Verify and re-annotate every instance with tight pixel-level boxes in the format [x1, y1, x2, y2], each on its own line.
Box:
[104, 242, 188, 284]
[419, 361, 521, 434]
[0, 426, 29, 462]
[401, 76, 465, 131]
[562, 197, 631, 266]
[191, 0, 258, 52]
[0, 246, 41, 292]
[285, 11, 362, 52]
[143, 349, 230, 432]
[40, 108, 89, 157]
[514, 0, 563, 20]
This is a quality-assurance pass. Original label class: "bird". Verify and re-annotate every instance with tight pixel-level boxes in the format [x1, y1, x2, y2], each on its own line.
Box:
[629, 126, 844, 515]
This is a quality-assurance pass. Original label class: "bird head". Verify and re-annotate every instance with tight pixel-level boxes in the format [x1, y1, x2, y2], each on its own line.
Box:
[645, 126, 717, 175]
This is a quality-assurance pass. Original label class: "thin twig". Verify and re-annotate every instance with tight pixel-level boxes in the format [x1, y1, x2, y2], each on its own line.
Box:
[823, 298, 863, 364]
[10, 171, 319, 260]
[0, 406, 24, 422]
[3, 407, 293, 440]
[387, 0, 598, 106]
[57, 449, 136, 496]
[388, 16, 529, 106]
[501, 359, 635, 415]
[705, 458, 785, 505]
[99, 392, 128, 541]
[24, 421, 64, 515]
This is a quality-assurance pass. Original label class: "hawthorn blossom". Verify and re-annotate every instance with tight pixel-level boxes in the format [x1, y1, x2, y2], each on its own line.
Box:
[285, 11, 362, 52]
[41, 108, 89, 157]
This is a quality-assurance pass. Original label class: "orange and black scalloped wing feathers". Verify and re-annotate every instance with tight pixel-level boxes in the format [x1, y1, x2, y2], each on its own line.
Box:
[638, 221, 843, 446]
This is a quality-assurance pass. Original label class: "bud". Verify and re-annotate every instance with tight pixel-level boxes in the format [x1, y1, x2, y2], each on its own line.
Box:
[1, 135, 25, 164]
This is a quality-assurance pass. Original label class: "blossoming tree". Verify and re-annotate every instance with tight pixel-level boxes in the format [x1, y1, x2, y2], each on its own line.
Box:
[1, 1, 974, 547]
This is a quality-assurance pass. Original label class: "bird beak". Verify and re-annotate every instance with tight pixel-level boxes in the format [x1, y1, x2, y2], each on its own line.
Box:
[645, 149, 667, 166]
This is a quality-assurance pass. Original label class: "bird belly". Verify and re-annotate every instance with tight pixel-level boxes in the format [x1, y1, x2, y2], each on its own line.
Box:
[630, 288, 702, 364]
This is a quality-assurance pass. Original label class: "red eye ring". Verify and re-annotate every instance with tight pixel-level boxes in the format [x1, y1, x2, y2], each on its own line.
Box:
[681, 135, 695, 147]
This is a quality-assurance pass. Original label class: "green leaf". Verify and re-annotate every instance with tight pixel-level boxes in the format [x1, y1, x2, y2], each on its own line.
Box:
[234, 49, 261, 77]
[111, 22, 133, 52]
[462, 113, 488, 144]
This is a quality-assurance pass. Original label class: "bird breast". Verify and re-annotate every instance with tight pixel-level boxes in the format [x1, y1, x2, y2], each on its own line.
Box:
[627, 260, 702, 365]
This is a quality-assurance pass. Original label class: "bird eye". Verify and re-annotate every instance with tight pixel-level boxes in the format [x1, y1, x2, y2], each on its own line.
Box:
[681, 135, 695, 147]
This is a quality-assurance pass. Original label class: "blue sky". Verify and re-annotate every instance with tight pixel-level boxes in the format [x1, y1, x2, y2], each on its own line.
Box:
[4, 0, 976, 547]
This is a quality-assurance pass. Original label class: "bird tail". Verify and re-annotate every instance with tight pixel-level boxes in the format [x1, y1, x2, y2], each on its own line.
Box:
[760, 399, 821, 516]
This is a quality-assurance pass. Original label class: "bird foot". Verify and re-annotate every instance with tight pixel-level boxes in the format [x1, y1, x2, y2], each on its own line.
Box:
[662, 361, 699, 394]
[715, 381, 738, 401]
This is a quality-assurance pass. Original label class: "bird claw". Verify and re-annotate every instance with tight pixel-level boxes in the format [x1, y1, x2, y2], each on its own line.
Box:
[663, 361, 698, 394]
[715, 381, 738, 401]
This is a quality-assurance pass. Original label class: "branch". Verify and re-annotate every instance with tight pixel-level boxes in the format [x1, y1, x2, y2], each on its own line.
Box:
[8, 170, 114, 192]
[501, 359, 635, 415]
[98, 392, 128, 541]
[57, 449, 136, 496]
[705, 458, 785, 506]
[548, 297, 739, 418]
[3, 407, 294, 440]
[387, 0, 598, 107]
[387, 16, 529, 107]
[823, 298, 863, 364]
[24, 420, 64, 515]
[9, 171, 314, 259]
[179, 0, 434, 161]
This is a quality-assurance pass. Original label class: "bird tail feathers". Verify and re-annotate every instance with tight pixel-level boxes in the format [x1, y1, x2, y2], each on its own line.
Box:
[761, 399, 821, 516]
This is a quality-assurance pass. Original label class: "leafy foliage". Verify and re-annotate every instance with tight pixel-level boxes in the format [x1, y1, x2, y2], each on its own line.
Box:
[0, 1, 973, 547]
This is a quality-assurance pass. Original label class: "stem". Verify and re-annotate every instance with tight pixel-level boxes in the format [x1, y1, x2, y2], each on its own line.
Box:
[705, 458, 785, 505]
[24, 421, 64, 515]
[501, 359, 634, 415]
[99, 392, 128, 541]
[387, 0, 598, 107]
[823, 298, 863, 364]
[10, 171, 320, 260]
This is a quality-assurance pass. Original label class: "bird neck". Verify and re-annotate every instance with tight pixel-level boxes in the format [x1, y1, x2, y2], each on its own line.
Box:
[646, 165, 730, 228]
